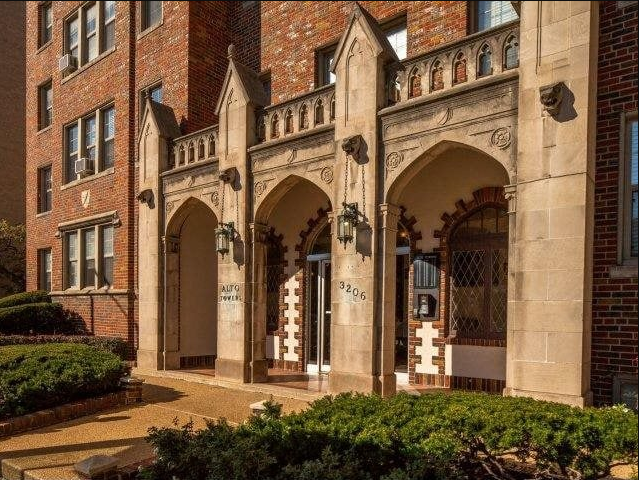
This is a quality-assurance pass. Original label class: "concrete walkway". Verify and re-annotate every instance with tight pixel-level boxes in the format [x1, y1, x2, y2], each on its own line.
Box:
[0, 375, 311, 480]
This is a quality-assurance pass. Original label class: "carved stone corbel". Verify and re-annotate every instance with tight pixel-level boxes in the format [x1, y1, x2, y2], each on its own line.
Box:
[539, 82, 565, 116]
[341, 135, 363, 162]
[504, 184, 517, 214]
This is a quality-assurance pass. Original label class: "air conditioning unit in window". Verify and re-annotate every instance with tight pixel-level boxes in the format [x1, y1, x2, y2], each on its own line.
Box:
[58, 54, 77, 74]
[75, 157, 94, 177]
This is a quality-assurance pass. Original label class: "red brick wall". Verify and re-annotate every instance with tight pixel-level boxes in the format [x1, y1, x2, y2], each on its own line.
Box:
[0, 1, 26, 226]
[592, 0, 638, 406]
[260, 1, 467, 103]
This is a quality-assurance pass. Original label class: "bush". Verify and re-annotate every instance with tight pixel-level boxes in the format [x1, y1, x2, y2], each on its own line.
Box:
[141, 393, 639, 480]
[0, 343, 128, 418]
[0, 335, 129, 359]
[0, 290, 51, 309]
[0, 302, 77, 335]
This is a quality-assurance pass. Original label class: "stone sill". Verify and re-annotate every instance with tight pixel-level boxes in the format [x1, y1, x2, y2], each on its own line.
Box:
[36, 125, 53, 136]
[50, 288, 130, 297]
[60, 167, 115, 191]
[36, 40, 53, 54]
[161, 157, 218, 178]
[35, 210, 52, 219]
[0, 391, 126, 438]
[609, 264, 638, 279]
[136, 20, 164, 41]
[60, 47, 117, 85]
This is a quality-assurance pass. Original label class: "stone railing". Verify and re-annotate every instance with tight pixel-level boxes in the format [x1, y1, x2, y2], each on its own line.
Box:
[387, 21, 519, 106]
[257, 84, 335, 144]
[170, 124, 219, 170]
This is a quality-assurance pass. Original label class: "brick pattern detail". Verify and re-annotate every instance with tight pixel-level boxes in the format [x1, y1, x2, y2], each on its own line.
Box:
[592, 1, 638, 406]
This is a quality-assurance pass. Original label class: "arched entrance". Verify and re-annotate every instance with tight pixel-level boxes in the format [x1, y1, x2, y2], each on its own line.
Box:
[385, 142, 510, 390]
[165, 198, 218, 369]
[254, 175, 332, 374]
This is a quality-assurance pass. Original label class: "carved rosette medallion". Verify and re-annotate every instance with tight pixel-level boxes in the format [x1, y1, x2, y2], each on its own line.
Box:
[211, 191, 219, 206]
[491, 127, 511, 149]
[166, 201, 175, 213]
[385, 152, 403, 172]
[320, 166, 334, 184]
[254, 181, 267, 197]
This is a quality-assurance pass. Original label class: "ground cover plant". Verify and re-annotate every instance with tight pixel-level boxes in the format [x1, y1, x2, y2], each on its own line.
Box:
[141, 392, 638, 480]
[0, 343, 128, 418]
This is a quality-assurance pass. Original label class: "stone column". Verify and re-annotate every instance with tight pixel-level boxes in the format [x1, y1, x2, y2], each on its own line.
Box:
[377, 203, 401, 396]
[249, 222, 270, 382]
[506, 1, 598, 406]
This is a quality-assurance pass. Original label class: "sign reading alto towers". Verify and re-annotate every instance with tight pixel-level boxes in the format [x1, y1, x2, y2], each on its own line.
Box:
[219, 284, 242, 302]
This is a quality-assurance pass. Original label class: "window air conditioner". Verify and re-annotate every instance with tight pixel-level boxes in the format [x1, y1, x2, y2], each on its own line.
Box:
[58, 54, 77, 74]
[74, 157, 94, 177]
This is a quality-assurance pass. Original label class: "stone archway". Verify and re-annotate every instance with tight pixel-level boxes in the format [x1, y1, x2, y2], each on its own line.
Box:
[164, 197, 218, 370]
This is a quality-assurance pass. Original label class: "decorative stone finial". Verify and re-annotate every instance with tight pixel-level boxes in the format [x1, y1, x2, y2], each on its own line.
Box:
[227, 44, 236, 60]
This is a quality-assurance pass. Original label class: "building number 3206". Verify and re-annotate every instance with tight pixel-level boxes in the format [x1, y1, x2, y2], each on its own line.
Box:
[339, 281, 366, 300]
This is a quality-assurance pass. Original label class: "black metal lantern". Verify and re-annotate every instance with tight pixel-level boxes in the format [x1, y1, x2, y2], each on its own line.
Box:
[337, 203, 359, 244]
[216, 222, 234, 255]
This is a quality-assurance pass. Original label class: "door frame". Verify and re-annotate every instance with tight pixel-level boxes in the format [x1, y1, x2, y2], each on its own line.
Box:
[306, 253, 331, 374]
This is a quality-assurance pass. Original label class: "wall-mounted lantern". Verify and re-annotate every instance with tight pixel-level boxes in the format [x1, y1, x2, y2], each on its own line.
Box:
[216, 221, 235, 256]
[337, 202, 360, 244]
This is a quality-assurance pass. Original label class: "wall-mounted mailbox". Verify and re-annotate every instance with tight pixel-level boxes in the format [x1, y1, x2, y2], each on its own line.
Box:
[413, 253, 439, 320]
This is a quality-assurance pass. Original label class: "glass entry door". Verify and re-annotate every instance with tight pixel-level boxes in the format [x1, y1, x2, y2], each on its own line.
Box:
[307, 256, 331, 374]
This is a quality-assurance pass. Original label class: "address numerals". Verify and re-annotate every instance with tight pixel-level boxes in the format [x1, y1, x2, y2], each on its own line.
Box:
[339, 281, 366, 300]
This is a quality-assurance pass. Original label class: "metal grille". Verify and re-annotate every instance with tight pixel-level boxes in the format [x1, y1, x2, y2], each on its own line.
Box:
[266, 265, 282, 333]
[450, 250, 485, 335]
[490, 248, 507, 334]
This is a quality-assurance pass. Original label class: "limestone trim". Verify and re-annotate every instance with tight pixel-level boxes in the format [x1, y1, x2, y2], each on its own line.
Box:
[56, 210, 120, 235]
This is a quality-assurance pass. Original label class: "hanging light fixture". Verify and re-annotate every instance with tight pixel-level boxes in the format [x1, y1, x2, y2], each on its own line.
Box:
[216, 221, 234, 256]
[337, 202, 359, 244]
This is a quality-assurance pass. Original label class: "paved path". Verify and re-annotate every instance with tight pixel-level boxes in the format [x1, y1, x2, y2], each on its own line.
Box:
[0, 375, 310, 480]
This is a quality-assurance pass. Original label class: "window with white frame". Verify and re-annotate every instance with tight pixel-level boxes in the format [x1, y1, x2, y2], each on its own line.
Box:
[64, 224, 115, 289]
[385, 22, 407, 60]
[40, 3, 53, 47]
[141, 1, 162, 31]
[64, 104, 115, 183]
[620, 114, 638, 262]
[316, 45, 336, 87]
[64, 2, 117, 72]
[474, 1, 518, 32]
[39, 248, 52, 292]
[38, 165, 52, 213]
[39, 81, 53, 130]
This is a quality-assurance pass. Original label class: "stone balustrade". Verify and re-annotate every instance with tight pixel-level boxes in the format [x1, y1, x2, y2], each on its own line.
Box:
[170, 124, 219, 170]
[257, 84, 335, 143]
[387, 21, 519, 106]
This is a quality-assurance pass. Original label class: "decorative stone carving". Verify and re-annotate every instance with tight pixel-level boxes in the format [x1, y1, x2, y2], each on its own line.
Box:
[341, 135, 362, 161]
[166, 201, 175, 213]
[320, 166, 334, 184]
[254, 181, 267, 197]
[491, 127, 512, 149]
[211, 191, 219, 206]
[385, 152, 403, 172]
[539, 82, 564, 116]
[81, 190, 90, 208]
[185, 175, 194, 187]
[436, 107, 453, 125]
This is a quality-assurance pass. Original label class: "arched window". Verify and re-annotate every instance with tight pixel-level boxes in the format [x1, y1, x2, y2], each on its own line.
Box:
[453, 51, 467, 85]
[178, 145, 185, 165]
[284, 109, 294, 134]
[503, 35, 519, 70]
[408, 68, 422, 99]
[431, 60, 444, 91]
[330, 95, 335, 121]
[314, 99, 324, 125]
[449, 205, 508, 340]
[299, 104, 309, 130]
[208, 135, 216, 156]
[257, 115, 266, 142]
[198, 139, 205, 159]
[266, 237, 284, 334]
[188, 142, 195, 163]
[271, 113, 280, 139]
[477, 44, 492, 77]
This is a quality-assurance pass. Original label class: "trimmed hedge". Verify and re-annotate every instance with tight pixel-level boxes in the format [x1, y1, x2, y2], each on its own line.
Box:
[0, 290, 50, 309]
[0, 343, 128, 418]
[0, 335, 128, 359]
[141, 392, 639, 480]
[0, 302, 76, 335]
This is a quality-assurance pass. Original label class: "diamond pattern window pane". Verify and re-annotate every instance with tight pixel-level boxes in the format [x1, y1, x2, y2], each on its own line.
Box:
[450, 250, 485, 335]
[490, 248, 507, 333]
[266, 265, 282, 333]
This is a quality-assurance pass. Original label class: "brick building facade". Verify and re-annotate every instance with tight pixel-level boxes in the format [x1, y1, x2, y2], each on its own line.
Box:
[0, 1, 26, 226]
[26, 1, 637, 407]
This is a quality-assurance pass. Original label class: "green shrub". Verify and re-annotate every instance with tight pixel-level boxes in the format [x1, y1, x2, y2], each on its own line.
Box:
[0, 343, 128, 418]
[0, 335, 129, 359]
[0, 291, 50, 309]
[141, 392, 639, 480]
[0, 302, 77, 335]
